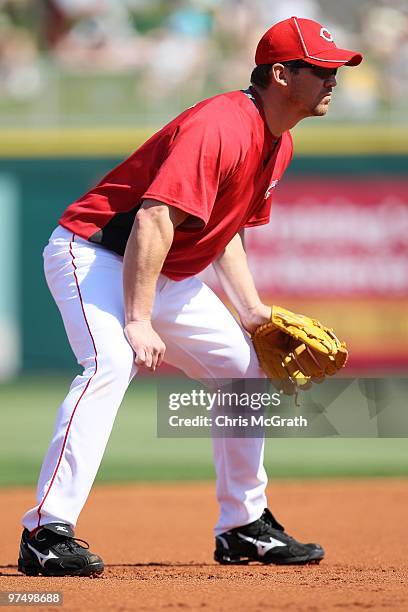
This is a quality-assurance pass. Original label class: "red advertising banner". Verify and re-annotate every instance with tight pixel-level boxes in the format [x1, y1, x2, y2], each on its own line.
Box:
[245, 178, 408, 296]
[202, 178, 408, 372]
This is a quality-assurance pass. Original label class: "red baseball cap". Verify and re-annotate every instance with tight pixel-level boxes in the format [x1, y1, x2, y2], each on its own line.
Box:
[255, 16, 363, 68]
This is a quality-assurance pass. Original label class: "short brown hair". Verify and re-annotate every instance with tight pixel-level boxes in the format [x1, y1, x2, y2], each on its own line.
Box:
[250, 64, 272, 89]
[250, 61, 305, 88]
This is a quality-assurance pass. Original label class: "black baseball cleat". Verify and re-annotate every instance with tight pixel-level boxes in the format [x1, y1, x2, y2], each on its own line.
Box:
[214, 508, 324, 565]
[18, 523, 104, 577]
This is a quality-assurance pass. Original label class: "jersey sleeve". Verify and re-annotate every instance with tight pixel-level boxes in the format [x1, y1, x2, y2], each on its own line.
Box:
[142, 110, 243, 230]
[244, 131, 294, 228]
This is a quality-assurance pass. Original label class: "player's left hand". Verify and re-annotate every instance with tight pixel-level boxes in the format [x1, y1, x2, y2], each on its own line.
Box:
[240, 303, 273, 335]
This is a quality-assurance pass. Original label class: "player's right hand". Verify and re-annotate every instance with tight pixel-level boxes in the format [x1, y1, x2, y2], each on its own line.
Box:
[124, 321, 166, 371]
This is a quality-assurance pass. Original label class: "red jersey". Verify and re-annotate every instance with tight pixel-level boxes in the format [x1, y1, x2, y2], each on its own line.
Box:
[60, 87, 293, 280]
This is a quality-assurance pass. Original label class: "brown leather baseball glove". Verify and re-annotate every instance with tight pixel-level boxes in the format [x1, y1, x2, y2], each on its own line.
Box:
[251, 305, 348, 395]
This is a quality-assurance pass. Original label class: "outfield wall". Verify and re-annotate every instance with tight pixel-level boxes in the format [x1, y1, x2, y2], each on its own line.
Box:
[0, 126, 407, 373]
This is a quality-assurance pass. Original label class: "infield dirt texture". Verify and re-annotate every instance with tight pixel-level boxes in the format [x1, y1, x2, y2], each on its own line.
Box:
[1, 479, 407, 611]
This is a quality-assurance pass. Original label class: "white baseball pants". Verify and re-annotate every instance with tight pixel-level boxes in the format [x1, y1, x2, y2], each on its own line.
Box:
[23, 226, 267, 535]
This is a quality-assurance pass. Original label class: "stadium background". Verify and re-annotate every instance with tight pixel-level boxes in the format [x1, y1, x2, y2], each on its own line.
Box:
[0, 0, 407, 487]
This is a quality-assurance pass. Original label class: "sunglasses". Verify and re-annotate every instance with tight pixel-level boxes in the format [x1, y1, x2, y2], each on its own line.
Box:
[282, 60, 338, 80]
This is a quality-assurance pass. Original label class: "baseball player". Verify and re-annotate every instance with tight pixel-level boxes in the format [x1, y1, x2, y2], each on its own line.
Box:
[19, 17, 362, 576]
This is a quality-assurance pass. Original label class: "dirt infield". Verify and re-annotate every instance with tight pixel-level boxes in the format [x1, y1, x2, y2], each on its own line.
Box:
[0, 479, 407, 611]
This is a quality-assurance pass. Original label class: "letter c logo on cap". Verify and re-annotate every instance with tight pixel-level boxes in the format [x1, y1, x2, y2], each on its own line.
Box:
[320, 27, 334, 42]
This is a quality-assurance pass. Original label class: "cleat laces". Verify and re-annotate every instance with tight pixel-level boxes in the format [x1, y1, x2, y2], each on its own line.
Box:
[55, 537, 90, 553]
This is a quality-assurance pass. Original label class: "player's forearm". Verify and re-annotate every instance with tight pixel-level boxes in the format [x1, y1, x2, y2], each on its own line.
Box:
[213, 232, 271, 332]
[123, 203, 175, 324]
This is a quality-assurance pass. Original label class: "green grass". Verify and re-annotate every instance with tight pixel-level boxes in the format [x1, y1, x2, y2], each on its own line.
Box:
[0, 375, 407, 487]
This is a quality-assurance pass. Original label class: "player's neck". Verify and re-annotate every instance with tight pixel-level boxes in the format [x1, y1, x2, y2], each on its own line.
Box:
[253, 85, 305, 136]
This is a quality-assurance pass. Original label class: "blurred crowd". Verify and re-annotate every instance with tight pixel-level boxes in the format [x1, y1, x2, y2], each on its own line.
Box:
[1, 0, 408, 123]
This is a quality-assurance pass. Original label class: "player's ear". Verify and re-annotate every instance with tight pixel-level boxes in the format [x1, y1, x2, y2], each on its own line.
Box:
[271, 64, 289, 87]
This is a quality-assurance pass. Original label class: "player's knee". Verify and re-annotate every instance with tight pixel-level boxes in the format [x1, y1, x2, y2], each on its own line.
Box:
[227, 353, 260, 378]
[80, 343, 135, 385]
[216, 335, 262, 378]
[103, 349, 135, 382]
